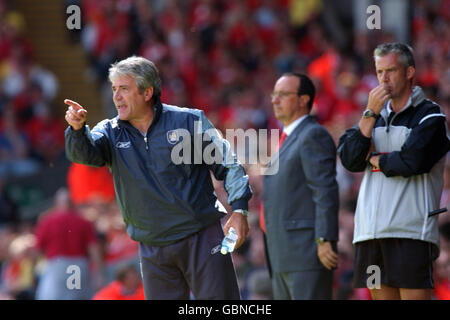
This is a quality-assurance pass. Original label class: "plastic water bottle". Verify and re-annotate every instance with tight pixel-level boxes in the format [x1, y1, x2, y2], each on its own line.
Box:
[221, 227, 238, 255]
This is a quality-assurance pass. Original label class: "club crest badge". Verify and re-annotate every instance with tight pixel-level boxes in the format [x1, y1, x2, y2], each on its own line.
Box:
[167, 130, 179, 144]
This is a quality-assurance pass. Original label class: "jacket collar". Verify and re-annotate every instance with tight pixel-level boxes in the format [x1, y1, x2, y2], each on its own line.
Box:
[288, 114, 313, 138]
[282, 114, 308, 136]
[116, 97, 163, 133]
[266, 115, 315, 169]
[278, 115, 313, 153]
[380, 86, 426, 118]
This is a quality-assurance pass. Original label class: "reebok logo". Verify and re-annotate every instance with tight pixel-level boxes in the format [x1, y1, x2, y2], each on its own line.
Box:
[210, 244, 221, 255]
[116, 141, 131, 149]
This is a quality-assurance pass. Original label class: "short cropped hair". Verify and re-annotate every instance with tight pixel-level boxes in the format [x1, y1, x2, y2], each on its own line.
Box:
[109, 56, 161, 99]
[282, 72, 316, 111]
[373, 42, 415, 69]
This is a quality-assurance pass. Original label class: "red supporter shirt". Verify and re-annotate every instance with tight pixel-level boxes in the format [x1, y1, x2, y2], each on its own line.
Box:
[435, 280, 450, 300]
[104, 229, 139, 264]
[34, 210, 97, 259]
[92, 281, 145, 300]
[67, 163, 115, 205]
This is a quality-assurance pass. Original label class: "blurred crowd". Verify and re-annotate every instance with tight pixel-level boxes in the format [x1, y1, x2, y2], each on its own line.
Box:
[0, 0, 449, 300]
[0, 0, 64, 180]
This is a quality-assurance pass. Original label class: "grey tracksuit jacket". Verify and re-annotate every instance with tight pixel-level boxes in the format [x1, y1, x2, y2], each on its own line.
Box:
[65, 99, 252, 246]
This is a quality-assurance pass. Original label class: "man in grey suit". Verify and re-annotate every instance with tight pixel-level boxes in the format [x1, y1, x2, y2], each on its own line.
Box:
[261, 73, 339, 299]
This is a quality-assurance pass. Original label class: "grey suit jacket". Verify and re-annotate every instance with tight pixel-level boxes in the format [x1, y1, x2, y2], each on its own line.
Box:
[262, 115, 339, 273]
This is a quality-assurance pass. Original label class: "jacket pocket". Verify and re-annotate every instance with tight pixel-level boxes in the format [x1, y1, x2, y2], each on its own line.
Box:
[284, 219, 315, 231]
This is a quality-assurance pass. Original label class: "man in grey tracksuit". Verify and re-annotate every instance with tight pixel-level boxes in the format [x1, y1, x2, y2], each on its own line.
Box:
[64, 56, 252, 299]
[338, 43, 449, 300]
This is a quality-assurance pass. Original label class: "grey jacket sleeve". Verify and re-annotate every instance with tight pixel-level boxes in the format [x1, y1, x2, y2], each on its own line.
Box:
[300, 126, 339, 241]
[197, 111, 252, 210]
[65, 121, 112, 167]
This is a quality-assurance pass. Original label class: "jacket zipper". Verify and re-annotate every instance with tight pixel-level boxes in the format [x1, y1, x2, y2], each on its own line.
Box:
[386, 112, 398, 133]
[376, 105, 405, 237]
[144, 136, 149, 150]
[386, 99, 413, 132]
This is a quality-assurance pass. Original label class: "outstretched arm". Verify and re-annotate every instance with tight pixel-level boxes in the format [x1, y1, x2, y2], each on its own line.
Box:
[64, 99, 111, 167]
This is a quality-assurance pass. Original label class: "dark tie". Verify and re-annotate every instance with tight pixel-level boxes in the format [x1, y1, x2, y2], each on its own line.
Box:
[260, 131, 288, 233]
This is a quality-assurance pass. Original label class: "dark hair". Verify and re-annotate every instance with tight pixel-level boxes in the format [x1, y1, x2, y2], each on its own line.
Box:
[282, 72, 316, 111]
[373, 42, 415, 69]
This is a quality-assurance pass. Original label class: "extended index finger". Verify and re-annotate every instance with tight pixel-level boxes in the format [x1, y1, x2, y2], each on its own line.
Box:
[64, 99, 84, 111]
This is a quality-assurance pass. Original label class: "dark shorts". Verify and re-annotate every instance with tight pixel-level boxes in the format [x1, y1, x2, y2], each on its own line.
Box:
[353, 238, 436, 289]
[139, 221, 241, 300]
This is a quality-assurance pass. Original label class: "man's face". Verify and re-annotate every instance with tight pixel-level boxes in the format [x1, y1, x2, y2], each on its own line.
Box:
[111, 74, 151, 121]
[271, 75, 303, 126]
[375, 52, 413, 99]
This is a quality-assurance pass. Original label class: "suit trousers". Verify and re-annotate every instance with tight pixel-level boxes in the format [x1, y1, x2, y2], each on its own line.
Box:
[272, 269, 333, 300]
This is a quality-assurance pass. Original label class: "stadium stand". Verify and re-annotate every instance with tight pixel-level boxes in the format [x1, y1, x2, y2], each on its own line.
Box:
[0, 0, 448, 299]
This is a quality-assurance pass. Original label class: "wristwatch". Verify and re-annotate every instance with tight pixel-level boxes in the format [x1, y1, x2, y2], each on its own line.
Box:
[234, 209, 249, 217]
[363, 109, 380, 119]
[315, 237, 326, 245]
[367, 151, 380, 163]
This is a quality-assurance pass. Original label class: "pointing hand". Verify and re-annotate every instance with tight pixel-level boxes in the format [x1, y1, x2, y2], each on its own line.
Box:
[64, 99, 87, 131]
